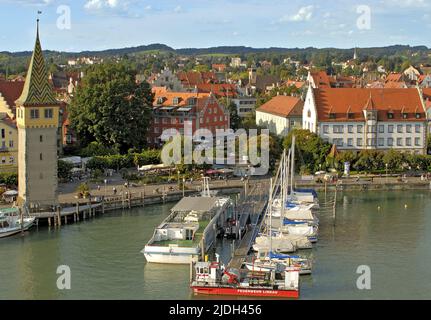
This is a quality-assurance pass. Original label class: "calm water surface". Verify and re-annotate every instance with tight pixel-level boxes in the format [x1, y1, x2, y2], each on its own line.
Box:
[0, 190, 430, 300]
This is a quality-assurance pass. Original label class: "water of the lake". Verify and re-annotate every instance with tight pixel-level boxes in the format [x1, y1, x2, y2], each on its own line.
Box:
[1, 190, 430, 300]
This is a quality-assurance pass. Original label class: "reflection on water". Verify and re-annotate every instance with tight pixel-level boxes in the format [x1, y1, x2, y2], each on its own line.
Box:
[0, 190, 430, 300]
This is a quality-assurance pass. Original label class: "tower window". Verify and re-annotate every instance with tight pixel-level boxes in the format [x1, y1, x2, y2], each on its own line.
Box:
[30, 109, 40, 119]
[44, 109, 53, 119]
[40, 135, 43, 142]
[1, 129, 4, 139]
[40, 153, 43, 161]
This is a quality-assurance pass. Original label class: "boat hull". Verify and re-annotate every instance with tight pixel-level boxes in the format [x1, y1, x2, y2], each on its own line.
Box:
[191, 285, 299, 299]
[143, 245, 200, 264]
[0, 229, 22, 238]
[0, 218, 35, 239]
[244, 262, 312, 275]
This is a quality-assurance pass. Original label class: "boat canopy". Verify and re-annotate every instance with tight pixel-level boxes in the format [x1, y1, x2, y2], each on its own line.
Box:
[283, 210, 315, 221]
[294, 188, 318, 198]
[283, 219, 307, 225]
[269, 252, 300, 260]
[171, 197, 220, 213]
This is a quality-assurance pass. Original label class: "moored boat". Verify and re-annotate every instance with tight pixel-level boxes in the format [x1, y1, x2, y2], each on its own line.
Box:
[190, 260, 300, 299]
[0, 208, 36, 239]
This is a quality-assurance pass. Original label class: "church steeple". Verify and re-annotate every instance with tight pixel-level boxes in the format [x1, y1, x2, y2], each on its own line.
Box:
[15, 19, 58, 107]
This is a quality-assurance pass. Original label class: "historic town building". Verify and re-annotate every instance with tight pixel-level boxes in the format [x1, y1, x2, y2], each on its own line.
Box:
[303, 86, 428, 154]
[148, 90, 230, 147]
[256, 95, 303, 137]
[0, 80, 23, 172]
[15, 21, 60, 207]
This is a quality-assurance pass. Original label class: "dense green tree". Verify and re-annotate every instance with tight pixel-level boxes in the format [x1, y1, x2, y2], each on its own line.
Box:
[283, 129, 331, 173]
[382, 149, 405, 171]
[58, 160, 74, 181]
[80, 141, 118, 157]
[227, 101, 242, 130]
[69, 62, 154, 153]
[354, 150, 384, 172]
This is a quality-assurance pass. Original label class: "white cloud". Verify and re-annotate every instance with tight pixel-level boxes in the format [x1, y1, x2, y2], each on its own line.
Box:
[279, 5, 314, 23]
[85, 0, 120, 10]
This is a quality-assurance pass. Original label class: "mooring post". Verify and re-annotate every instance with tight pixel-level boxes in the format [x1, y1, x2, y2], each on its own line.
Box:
[19, 208, 24, 234]
[128, 192, 131, 209]
[57, 207, 61, 227]
[333, 185, 338, 226]
[48, 217, 51, 228]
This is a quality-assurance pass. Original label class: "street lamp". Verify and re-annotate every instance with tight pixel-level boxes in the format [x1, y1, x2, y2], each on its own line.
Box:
[385, 163, 388, 184]
[177, 170, 180, 187]
[182, 177, 186, 197]
[104, 179, 107, 198]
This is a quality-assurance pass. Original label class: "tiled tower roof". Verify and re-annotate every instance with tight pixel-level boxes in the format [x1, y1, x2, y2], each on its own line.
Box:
[15, 20, 58, 107]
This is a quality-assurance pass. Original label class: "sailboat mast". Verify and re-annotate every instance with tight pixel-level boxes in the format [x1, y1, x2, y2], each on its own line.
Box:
[269, 178, 273, 254]
[290, 135, 296, 195]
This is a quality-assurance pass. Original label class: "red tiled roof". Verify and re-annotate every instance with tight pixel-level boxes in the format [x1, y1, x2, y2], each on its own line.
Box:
[313, 88, 426, 122]
[386, 73, 403, 83]
[257, 95, 304, 118]
[0, 80, 24, 109]
[153, 91, 210, 108]
[285, 80, 305, 89]
[384, 81, 407, 89]
[310, 71, 335, 88]
[176, 71, 217, 87]
[152, 86, 168, 95]
[212, 64, 226, 72]
[195, 83, 238, 98]
[423, 88, 431, 110]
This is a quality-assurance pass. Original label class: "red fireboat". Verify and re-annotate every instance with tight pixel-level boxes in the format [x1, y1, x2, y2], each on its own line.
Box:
[190, 260, 300, 299]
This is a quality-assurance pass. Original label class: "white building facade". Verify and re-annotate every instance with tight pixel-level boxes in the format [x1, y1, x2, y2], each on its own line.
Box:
[303, 87, 428, 154]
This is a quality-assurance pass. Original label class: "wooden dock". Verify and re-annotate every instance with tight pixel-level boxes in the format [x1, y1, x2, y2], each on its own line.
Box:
[28, 185, 243, 228]
[228, 181, 269, 269]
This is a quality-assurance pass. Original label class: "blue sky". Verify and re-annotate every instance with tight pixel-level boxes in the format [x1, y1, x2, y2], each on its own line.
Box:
[0, 0, 430, 52]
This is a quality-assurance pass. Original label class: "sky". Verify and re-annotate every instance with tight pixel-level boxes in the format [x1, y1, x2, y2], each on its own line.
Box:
[0, 0, 430, 52]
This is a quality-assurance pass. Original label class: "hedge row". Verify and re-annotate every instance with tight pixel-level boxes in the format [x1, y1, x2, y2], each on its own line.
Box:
[86, 150, 161, 171]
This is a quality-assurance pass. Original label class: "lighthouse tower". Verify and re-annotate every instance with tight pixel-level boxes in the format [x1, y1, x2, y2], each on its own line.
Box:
[15, 20, 59, 208]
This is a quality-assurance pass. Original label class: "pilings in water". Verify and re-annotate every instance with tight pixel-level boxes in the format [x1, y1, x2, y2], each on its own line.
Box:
[333, 185, 338, 226]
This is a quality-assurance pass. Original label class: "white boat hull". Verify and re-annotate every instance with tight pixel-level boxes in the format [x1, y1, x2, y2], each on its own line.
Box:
[244, 262, 312, 275]
[0, 217, 35, 239]
[142, 245, 200, 264]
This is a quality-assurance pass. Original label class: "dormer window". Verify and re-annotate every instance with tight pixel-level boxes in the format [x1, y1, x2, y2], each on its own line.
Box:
[347, 112, 354, 119]
[157, 97, 164, 105]
[415, 113, 421, 119]
[402, 113, 408, 119]
[329, 113, 336, 119]
[173, 97, 180, 105]
[387, 112, 394, 119]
